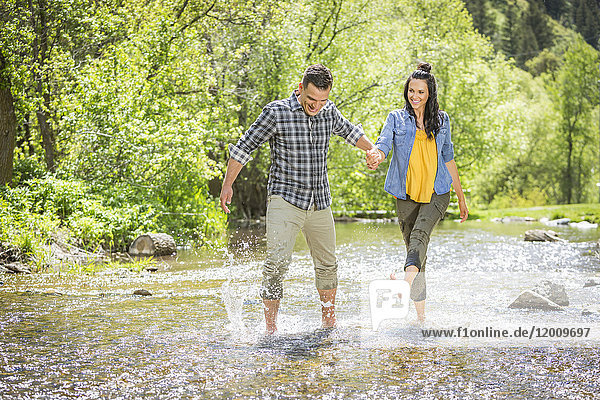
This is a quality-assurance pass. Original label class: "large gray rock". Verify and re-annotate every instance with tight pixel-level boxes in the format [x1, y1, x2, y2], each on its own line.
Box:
[524, 229, 566, 242]
[532, 280, 569, 306]
[584, 279, 600, 288]
[509, 290, 564, 311]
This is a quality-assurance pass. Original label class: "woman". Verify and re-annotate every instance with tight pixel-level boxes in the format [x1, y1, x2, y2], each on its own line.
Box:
[366, 62, 468, 322]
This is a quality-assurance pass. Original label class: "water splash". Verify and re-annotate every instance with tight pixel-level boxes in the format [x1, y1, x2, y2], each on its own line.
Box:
[219, 280, 248, 331]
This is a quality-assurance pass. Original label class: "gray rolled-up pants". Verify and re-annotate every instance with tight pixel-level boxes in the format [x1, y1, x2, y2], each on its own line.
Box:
[396, 192, 450, 302]
[260, 195, 337, 300]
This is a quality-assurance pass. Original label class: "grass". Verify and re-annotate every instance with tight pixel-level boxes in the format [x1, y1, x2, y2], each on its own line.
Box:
[468, 203, 600, 223]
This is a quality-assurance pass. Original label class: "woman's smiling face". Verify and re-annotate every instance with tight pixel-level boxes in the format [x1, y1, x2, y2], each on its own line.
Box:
[407, 79, 429, 113]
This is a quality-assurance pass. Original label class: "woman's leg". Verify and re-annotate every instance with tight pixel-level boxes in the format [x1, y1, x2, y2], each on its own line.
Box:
[396, 193, 450, 321]
[392, 198, 422, 316]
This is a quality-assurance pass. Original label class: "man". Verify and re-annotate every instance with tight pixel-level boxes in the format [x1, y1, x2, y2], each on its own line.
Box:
[220, 64, 378, 334]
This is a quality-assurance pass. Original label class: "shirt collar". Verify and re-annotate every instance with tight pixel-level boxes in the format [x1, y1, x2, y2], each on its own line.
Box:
[400, 108, 413, 121]
[290, 90, 303, 112]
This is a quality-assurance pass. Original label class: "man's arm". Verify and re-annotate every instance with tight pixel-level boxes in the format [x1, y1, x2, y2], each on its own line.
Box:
[355, 135, 376, 152]
[219, 106, 276, 214]
[355, 135, 384, 170]
[220, 159, 244, 213]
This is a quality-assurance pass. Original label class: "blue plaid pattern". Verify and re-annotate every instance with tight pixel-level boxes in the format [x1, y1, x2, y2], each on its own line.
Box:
[229, 91, 364, 210]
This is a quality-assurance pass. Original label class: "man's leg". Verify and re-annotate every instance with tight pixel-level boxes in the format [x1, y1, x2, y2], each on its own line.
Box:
[261, 195, 305, 334]
[318, 288, 336, 329]
[303, 206, 338, 328]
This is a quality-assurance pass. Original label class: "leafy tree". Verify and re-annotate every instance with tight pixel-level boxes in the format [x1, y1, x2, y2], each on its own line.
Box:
[549, 39, 599, 203]
[0, 52, 17, 186]
[543, 0, 571, 19]
[463, 0, 496, 39]
[574, 0, 600, 49]
[500, 0, 521, 59]
[526, 0, 554, 50]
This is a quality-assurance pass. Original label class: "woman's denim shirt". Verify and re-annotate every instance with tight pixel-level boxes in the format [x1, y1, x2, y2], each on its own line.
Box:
[375, 108, 454, 200]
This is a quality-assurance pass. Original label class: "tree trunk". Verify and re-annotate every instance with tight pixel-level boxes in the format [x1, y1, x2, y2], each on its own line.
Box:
[37, 94, 54, 171]
[564, 129, 573, 204]
[30, 0, 55, 171]
[0, 53, 16, 186]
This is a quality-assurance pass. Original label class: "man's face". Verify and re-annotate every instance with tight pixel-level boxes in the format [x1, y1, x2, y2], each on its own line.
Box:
[297, 82, 330, 116]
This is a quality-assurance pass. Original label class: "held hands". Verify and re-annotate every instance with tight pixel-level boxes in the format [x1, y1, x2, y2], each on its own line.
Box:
[366, 148, 384, 170]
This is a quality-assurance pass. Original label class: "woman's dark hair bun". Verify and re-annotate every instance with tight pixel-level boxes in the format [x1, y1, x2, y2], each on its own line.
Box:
[417, 62, 432, 73]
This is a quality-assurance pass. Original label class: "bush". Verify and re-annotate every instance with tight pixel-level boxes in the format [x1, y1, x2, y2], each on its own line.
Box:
[0, 176, 226, 258]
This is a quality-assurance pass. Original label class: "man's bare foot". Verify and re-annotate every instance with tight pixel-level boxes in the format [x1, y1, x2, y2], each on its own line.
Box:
[322, 311, 337, 329]
[263, 299, 280, 336]
[265, 326, 277, 335]
[318, 288, 337, 329]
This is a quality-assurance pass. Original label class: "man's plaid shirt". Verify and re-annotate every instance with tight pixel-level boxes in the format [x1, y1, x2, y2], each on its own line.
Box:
[229, 91, 364, 210]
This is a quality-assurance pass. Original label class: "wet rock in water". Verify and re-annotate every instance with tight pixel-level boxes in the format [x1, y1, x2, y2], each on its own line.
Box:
[582, 305, 600, 316]
[542, 218, 571, 226]
[584, 279, 600, 288]
[492, 216, 536, 223]
[42, 289, 63, 296]
[133, 289, 152, 296]
[532, 280, 569, 306]
[569, 221, 598, 229]
[129, 233, 176, 257]
[2, 263, 32, 274]
[509, 290, 564, 311]
[524, 229, 566, 242]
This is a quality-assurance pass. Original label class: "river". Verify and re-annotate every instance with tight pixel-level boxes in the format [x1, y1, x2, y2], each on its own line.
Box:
[1, 219, 599, 399]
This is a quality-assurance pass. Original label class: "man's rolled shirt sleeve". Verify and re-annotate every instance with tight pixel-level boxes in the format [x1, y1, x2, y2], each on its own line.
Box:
[229, 106, 277, 165]
[331, 105, 364, 146]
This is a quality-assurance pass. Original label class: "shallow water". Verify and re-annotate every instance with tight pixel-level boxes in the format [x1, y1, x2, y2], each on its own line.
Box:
[1, 220, 600, 399]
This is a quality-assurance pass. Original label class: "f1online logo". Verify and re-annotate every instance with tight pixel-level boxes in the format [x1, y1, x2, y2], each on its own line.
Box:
[369, 280, 410, 331]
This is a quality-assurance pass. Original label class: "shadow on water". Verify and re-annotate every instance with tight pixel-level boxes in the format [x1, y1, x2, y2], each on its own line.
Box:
[256, 328, 339, 359]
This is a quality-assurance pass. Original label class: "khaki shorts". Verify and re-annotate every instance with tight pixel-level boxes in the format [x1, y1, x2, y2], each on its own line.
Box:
[260, 195, 337, 300]
[396, 192, 450, 302]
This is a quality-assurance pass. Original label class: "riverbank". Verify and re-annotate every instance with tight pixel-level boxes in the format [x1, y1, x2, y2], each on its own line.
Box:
[332, 203, 600, 225]
[469, 203, 600, 224]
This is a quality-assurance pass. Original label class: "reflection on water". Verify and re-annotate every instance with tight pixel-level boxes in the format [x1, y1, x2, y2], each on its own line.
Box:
[1, 220, 600, 398]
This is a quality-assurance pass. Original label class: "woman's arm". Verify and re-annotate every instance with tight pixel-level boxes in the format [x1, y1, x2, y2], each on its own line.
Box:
[445, 159, 468, 222]
[366, 112, 396, 169]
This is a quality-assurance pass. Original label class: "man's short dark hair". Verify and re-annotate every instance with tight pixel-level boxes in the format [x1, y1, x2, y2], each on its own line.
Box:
[302, 64, 333, 90]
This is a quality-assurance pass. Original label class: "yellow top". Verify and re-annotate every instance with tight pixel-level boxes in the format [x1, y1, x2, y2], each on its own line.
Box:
[406, 129, 437, 203]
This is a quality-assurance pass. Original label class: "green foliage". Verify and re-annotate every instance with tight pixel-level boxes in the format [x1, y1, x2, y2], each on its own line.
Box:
[548, 38, 600, 203]
[1, 0, 599, 258]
